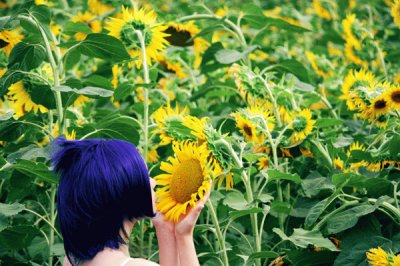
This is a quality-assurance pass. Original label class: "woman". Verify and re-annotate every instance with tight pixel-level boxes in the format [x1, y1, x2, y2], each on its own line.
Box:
[50, 137, 207, 266]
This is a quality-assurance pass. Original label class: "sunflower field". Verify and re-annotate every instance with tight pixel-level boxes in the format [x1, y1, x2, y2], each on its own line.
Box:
[1, 0, 400, 265]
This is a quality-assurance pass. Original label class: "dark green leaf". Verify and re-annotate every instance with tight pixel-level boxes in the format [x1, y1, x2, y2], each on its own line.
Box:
[79, 33, 130, 62]
[275, 59, 310, 83]
[8, 42, 46, 71]
[267, 169, 302, 183]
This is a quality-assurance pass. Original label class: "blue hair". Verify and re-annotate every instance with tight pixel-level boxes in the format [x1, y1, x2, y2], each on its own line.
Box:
[50, 137, 154, 265]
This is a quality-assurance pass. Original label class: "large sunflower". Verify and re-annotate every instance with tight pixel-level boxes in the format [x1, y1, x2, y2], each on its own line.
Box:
[105, 6, 169, 68]
[151, 104, 189, 145]
[155, 141, 219, 222]
[288, 108, 316, 143]
[366, 247, 389, 266]
[164, 21, 210, 68]
[7, 81, 48, 118]
[0, 29, 24, 56]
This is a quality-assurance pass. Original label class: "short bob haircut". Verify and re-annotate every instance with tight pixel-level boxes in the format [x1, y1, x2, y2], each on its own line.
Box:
[50, 137, 154, 265]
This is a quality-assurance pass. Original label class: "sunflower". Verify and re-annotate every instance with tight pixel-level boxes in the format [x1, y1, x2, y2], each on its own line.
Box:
[347, 142, 367, 169]
[7, 81, 48, 119]
[375, 115, 389, 128]
[391, 0, 400, 28]
[392, 254, 400, 265]
[288, 108, 316, 143]
[155, 141, 220, 222]
[158, 77, 176, 101]
[151, 104, 189, 145]
[88, 0, 114, 16]
[344, 43, 368, 68]
[164, 21, 209, 68]
[334, 157, 344, 170]
[360, 87, 391, 120]
[105, 6, 169, 68]
[341, 69, 375, 111]
[147, 145, 160, 163]
[366, 247, 389, 266]
[257, 157, 269, 170]
[342, 14, 363, 50]
[232, 113, 263, 144]
[305, 51, 334, 78]
[157, 54, 188, 79]
[217, 172, 234, 190]
[246, 101, 276, 132]
[313, 0, 336, 20]
[386, 85, 400, 110]
[182, 115, 207, 143]
[0, 28, 24, 56]
[71, 11, 102, 41]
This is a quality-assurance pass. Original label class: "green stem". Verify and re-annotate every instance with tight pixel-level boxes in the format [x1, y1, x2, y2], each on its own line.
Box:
[48, 185, 57, 266]
[214, 139, 261, 266]
[311, 140, 333, 168]
[259, 76, 282, 127]
[206, 201, 229, 266]
[135, 29, 151, 258]
[24, 208, 62, 239]
[312, 200, 359, 231]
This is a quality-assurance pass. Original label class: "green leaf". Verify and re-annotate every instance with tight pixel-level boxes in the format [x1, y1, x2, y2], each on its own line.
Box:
[331, 173, 365, 188]
[63, 21, 92, 35]
[53, 85, 113, 98]
[223, 191, 248, 210]
[275, 59, 310, 83]
[270, 201, 292, 215]
[287, 250, 337, 266]
[215, 46, 257, 64]
[30, 5, 51, 26]
[12, 159, 58, 184]
[267, 169, 302, 183]
[0, 225, 40, 250]
[8, 42, 46, 71]
[305, 198, 329, 228]
[0, 203, 25, 217]
[326, 203, 378, 234]
[245, 251, 279, 266]
[87, 114, 141, 145]
[114, 82, 135, 101]
[243, 4, 311, 33]
[273, 228, 337, 251]
[315, 118, 344, 128]
[79, 33, 130, 62]
[0, 111, 14, 121]
[229, 208, 263, 222]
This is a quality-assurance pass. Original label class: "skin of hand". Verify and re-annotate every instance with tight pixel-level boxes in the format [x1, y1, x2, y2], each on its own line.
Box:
[152, 180, 211, 266]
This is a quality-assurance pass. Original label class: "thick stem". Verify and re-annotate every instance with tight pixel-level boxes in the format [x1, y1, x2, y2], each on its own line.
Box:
[311, 140, 333, 168]
[206, 201, 229, 266]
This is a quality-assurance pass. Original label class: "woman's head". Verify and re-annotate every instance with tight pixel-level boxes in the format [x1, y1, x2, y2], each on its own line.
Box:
[50, 137, 155, 264]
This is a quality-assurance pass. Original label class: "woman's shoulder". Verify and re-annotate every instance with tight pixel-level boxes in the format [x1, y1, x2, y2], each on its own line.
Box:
[125, 258, 159, 266]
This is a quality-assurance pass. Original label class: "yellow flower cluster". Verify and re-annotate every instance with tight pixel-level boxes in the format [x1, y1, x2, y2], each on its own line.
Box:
[341, 69, 400, 128]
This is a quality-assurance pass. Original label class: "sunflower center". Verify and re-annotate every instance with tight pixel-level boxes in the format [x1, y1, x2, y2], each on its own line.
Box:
[120, 20, 152, 49]
[292, 116, 307, 132]
[243, 124, 253, 137]
[374, 99, 387, 110]
[391, 91, 400, 103]
[164, 27, 193, 47]
[170, 159, 204, 203]
[0, 38, 9, 48]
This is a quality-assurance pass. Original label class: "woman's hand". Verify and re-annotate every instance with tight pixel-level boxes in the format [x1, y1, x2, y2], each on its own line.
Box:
[175, 180, 211, 238]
